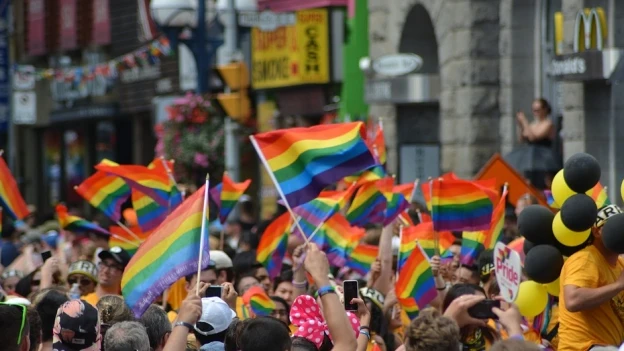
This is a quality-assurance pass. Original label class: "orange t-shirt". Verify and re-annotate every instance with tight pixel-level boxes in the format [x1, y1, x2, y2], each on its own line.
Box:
[83, 292, 99, 307]
[558, 245, 624, 351]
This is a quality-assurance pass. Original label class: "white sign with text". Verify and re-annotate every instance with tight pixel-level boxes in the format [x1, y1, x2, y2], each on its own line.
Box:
[494, 242, 522, 302]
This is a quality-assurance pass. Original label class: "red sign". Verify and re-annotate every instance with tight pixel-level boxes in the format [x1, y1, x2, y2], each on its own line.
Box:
[93, 0, 111, 45]
[27, 0, 46, 55]
[59, 0, 77, 50]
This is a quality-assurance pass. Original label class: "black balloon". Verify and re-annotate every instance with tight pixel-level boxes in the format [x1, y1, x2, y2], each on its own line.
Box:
[517, 205, 556, 245]
[523, 239, 536, 255]
[524, 245, 564, 284]
[560, 194, 598, 232]
[602, 213, 624, 254]
[555, 240, 586, 257]
[563, 153, 601, 193]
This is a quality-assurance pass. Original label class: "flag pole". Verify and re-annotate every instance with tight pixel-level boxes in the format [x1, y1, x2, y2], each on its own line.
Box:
[305, 221, 325, 243]
[115, 220, 144, 243]
[219, 229, 225, 251]
[109, 232, 140, 248]
[250, 136, 310, 244]
[196, 174, 210, 295]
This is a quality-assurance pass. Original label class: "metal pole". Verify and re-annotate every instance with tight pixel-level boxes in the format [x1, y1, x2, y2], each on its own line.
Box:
[195, 0, 208, 93]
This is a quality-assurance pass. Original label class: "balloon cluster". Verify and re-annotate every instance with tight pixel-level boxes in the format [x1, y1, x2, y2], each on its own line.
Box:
[514, 153, 601, 317]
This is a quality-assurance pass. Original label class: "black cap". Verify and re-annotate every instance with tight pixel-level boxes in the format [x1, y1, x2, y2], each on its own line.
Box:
[98, 246, 131, 268]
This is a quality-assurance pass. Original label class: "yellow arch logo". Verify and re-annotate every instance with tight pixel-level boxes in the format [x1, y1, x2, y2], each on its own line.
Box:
[554, 7, 607, 55]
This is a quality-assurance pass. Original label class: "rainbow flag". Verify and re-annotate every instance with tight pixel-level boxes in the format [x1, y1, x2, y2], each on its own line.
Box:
[384, 193, 410, 226]
[484, 188, 508, 250]
[75, 171, 130, 222]
[250, 122, 377, 208]
[398, 211, 416, 227]
[461, 231, 487, 266]
[0, 156, 29, 219]
[210, 173, 252, 224]
[397, 296, 420, 320]
[346, 244, 378, 275]
[242, 286, 275, 317]
[56, 204, 111, 236]
[372, 122, 386, 165]
[95, 161, 172, 207]
[343, 165, 387, 187]
[122, 185, 211, 318]
[400, 222, 455, 267]
[394, 182, 416, 202]
[148, 158, 184, 209]
[395, 242, 437, 309]
[256, 212, 291, 279]
[293, 185, 355, 232]
[109, 225, 150, 256]
[132, 190, 167, 233]
[314, 214, 365, 267]
[346, 178, 393, 227]
[588, 182, 610, 208]
[431, 179, 493, 232]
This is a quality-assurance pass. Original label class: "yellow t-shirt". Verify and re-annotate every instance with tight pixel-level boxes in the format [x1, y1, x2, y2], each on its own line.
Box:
[558, 245, 624, 351]
[83, 292, 99, 307]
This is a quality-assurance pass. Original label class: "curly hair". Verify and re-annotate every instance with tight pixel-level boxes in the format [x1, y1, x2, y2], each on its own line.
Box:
[404, 308, 460, 351]
[97, 295, 135, 325]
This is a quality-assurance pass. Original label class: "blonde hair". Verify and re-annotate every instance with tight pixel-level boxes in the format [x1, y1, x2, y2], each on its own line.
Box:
[97, 295, 134, 325]
[404, 308, 460, 351]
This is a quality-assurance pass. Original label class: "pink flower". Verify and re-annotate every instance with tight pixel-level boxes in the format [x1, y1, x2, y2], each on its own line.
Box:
[194, 152, 209, 167]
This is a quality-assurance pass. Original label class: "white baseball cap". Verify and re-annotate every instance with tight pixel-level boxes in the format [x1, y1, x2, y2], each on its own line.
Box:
[195, 297, 236, 336]
[209, 250, 233, 269]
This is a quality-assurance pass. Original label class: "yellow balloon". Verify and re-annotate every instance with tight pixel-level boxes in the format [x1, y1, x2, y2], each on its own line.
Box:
[516, 281, 548, 317]
[552, 170, 576, 206]
[546, 278, 560, 297]
[552, 212, 591, 247]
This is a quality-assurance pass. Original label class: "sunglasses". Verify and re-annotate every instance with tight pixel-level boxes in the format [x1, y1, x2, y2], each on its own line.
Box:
[0, 302, 26, 345]
[68, 277, 93, 286]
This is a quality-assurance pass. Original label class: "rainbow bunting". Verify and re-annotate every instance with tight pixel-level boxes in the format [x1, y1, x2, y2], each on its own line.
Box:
[346, 244, 378, 275]
[210, 173, 252, 224]
[431, 179, 493, 232]
[256, 212, 291, 279]
[400, 222, 455, 267]
[484, 188, 508, 250]
[384, 193, 410, 226]
[55, 204, 111, 236]
[75, 171, 131, 222]
[461, 231, 487, 266]
[250, 122, 377, 208]
[0, 156, 29, 219]
[109, 225, 150, 256]
[588, 182, 610, 208]
[346, 178, 393, 227]
[95, 161, 172, 207]
[121, 185, 211, 318]
[396, 242, 437, 309]
[242, 286, 275, 317]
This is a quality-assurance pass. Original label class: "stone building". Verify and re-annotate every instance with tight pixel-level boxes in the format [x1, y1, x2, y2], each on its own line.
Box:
[367, 0, 624, 201]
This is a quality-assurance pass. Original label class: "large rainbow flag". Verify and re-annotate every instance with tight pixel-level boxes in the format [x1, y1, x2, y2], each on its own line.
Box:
[250, 122, 377, 208]
[122, 184, 211, 318]
[0, 156, 29, 219]
[210, 173, 252, 224]
[75, 171, 130, 222]
[431, 179, 493, 232]
[256, 212, 291, 279]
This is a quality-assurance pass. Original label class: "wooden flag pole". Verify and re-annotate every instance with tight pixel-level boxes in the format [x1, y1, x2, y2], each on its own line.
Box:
[196, 174, 210, 295]
[115, 220, 143, 243]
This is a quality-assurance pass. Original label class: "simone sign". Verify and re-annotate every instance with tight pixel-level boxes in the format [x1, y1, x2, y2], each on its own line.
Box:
[250, 9, 330, 89]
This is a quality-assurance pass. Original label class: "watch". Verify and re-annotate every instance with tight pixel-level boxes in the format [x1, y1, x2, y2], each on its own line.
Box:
[174, 321, 194, 330]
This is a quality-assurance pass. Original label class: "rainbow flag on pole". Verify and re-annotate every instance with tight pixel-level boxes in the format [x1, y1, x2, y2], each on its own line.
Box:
[122, 185, 211, 318]
[400, 222, 455, 267]
[484, 187, 508, 250]
[396, 242, 437, 310]
[0, 156, 29, 219]
[431, 179, 493, 232]
[346, 244, 378, 275]
[461, 231, 487, 266]
[588, 182, 610, 208]
[256, 212, 291, 279]
[384, 193, 410, 226]
[75, 171, 130, 222]
[210, 173, 252, 224]
[109, 226, 149, 256]
[250, 122, 377, 208]
[56, 204, 111, 236]
[95, 161, 172, 207]
[346, 178, 393, 226]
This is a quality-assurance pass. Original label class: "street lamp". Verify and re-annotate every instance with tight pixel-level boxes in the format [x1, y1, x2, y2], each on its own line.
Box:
[150, 0, 222, 93]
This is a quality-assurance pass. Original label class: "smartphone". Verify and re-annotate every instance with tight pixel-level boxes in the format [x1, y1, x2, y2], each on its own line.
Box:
[41, 251, 52, 263]
[467, 299, 500, 320]
[205, 286, 223, 299]
[343, 280, 359, 311]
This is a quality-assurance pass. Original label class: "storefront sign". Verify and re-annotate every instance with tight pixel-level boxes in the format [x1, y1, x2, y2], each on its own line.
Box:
[238, 11, 296, 32]
[251, 9, 330, 89]
[548, 50, 604, 81]
[27, 0, 46, 55]
[59, 0, 77, 50]
[365, 74, 440, 104]
[93, 0, 111, 45]
[554, 7, 607, 55]
[12, 92, 37, 125]
[50, 75, 113, 104]
[373, 54, 423, 77]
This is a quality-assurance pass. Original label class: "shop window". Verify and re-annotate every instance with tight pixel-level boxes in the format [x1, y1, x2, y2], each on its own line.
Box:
[43, 130, 62, 206]
[95, 121, 116, 163]
[64, 129, 86, 206]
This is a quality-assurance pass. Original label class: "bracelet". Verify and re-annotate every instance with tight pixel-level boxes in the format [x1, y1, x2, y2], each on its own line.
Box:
[317, 285, 336, 298]
[359, 330, 371, 340]
[292, 280, 307, 289]
[173, 321, 194, 330]
[359, 326, 370, 332]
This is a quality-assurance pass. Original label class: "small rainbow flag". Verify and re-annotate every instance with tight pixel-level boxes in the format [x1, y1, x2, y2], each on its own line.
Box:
[398, 211, 416, 227]
[342, 165, 387, 186]
[210, 173, 252, 224]
[122, 185, 211, 318]
[75, 171, 131, 222]
[95, 161, 172, 207]
[461, 231, 487, 266]
[400, 222, 455, 267]
[346, 178, 393, 227]
[396, 242, 437, 310]
[242, 286, 275, 317]
[56, 204, 111, 236]
[292, 189, 351, 231]
[588, 182, 610, 208]
[256, 212, 291, 279]
[397, 296, 420, 320]
[421, 172, 458, 211]
[346, 244, 379, 275]
[313, 214, 365, 267]
[0, 156, 29, 220]
[109, 226, 150, 256]
[132, 190, 167, 233]
[250, 122, 377, 208]
[431, 179, 493, 232]
[484, 187, 508, 250]
[384, 193, 410, 226]
[394, 182, 416, 203]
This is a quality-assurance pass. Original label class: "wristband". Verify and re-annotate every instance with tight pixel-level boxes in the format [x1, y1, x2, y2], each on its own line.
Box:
[174, 321, 194, 330]
[359, 330, 371, 340]
[359, 326, 370, 332]
[316, 285, 336, 298]
[292, 280, 307, 289]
